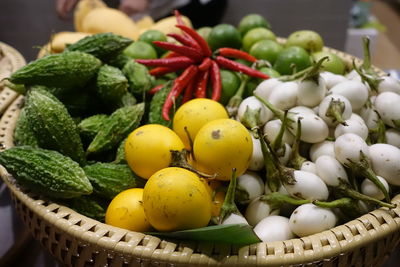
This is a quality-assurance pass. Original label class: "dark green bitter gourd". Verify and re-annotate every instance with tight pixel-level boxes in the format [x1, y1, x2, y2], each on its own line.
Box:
[0, 146, 92, 198]
[9, 51, 102, 88]
[13, 107, 39, 147]
[86, 103, 145, 155]
[83, 162, 140, 199]
[78, 114, 109, 141]
[25, 87, 86, 165]
[66, 33, 133, 61]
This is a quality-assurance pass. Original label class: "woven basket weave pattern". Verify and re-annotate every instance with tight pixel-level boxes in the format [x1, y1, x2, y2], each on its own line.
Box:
[0, 44, 400, 266]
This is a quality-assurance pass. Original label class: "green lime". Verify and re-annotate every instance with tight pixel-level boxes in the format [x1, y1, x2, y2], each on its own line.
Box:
[242, 27, 276, 52]
[285, 30, 324, 53]
[197, 27, 212, 43]
[208, 24, 242, 51]
[220, 69, 241, 105]
[123, 41, 158, 59]
[312, 51, 346, 75]
[245, 67, 280, 97]
[249, 39, 283, 64]
[273, 46, 312, 75]
[138, 30, 168, 57]
[238, 14, 271, 36]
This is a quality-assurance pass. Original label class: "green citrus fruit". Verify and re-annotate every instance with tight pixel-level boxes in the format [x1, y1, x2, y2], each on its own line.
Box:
[312, 51, 346, 75]
[220, 69, 241, 105]
[249, 39, 283, 64]
[273, 46, 312, 75]
[139, 30, 167, 56]
[242, 27, 276, 52]
[208, 24, 242, 51]
[285, 30, 324, 53]
[238, 14, 271, 36]
[123, 41, 158, 59]
[197, 27, 212, 42]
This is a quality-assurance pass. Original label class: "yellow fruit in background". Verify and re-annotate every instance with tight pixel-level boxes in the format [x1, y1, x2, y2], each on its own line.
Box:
[136, 15, 154, 30]
[36, 32, 91, 58]
[37, 43, 52, 59]
[81, 8, 139, 40]
[74, 0, 107, 32]
[150, 15, 192, 35]
[50, 31, 91, 53]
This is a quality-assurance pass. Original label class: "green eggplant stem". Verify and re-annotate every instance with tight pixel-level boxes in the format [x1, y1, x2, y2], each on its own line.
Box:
[271, 111, 288, 152]
[301, 56, 329, 84]
[254, 94, 285, 121]
[260, 192, 310, 209]
[325, 98, 347, 125]
[219, 168, 241, 224]
[227, 75, 250, 117]
[169, 149, 215, 178]
[288, 117, 307, 169]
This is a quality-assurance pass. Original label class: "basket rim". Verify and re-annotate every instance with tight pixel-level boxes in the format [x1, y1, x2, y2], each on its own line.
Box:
[0, 47, 399, 266]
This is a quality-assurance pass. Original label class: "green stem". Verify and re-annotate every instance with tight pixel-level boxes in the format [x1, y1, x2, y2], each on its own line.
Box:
[240, 107, 261, 138]
[393, 119, 400, 131]
[278, 65, 313, 82]
[325, 98, 347, 125]
[271, 111, 288, 152]
[301, 56, 329, 84]
[169, 149, 215, 178]
[338, 184, 395, 209]
[288, 117, 306, 169]
[254, 94, 285, 121]
[313, 197, 354, 209]
[257, 128, 281, 192]
[219, 168, 240, 224]
[260, 192, 310, 210]
[349, 151, 391, 203]
[362, 36, 372, 71]
[226, 75, 250, 117]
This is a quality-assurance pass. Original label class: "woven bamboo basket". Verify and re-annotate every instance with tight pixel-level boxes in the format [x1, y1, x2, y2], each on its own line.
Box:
[0, 42, 26, 115]
[1, 44, 400, 267]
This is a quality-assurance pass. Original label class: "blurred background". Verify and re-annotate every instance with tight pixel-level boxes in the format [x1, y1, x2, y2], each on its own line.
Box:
[1, 0, 400, 266]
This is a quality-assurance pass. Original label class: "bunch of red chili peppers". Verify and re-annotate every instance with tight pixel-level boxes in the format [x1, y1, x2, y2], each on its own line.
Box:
[136, 10, 270, 121]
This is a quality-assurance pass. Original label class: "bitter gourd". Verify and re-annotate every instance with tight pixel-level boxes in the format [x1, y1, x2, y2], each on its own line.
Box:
[68, 195, 109, 222]
[66, 33, 133, 61]
[25, 88, 86, 165]
[148, 83, 172, 127]
[13, 107, 39, 147]
[122, 61, 153, 95]
[9, 51, 101, 88]
[78, 114, 108, 141]
[83, 162, 139, 199]
[86, 103, 145, 155]
[0, 146, 92, 198]
[96, 65, 129, 110]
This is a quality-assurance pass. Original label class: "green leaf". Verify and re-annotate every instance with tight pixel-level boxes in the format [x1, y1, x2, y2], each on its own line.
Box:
[146, 224, 261, 246]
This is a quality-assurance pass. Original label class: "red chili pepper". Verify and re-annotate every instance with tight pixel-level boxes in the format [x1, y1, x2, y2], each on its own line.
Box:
[210, 61, 222, 101]
[198, 57, 212, 71]
[136, 56, 194, 68]
[162, 65, 198, 121]
[195, 70, 210, 98]
[149, 67, 176, 77]
[167, 33, 201, 51]
[182, 76, 196, 103]
[153, 41, 203, 62]
[175, 24, 212, 57]
[174, 9, 186, 26]
[148, 84, 164, 94]
[164, 51, 181, 58]
[215, 56, 269, 79]
[218, 48, 257, 63]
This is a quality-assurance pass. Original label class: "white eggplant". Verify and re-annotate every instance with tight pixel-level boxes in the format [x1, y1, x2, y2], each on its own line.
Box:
[289, 203, 337, 237]
[284, 170, 329, 201]
[254, 215, 295, 242]
[334, 113, 369, 140]
[329, 80, 369, 110]
[315, 155, 348, 186]
[369, 143, 400, 186]
[309, 140, 335, 162]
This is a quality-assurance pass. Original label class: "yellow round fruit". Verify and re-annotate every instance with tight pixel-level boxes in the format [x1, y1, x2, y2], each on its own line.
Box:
[193, 119, 253, 181]
[105, 188, 152, 232]
[125, 124, 185, 179]
[173, 98, 228, 150]
[143, 167, 212, 232]
[81, 7, 139, 40]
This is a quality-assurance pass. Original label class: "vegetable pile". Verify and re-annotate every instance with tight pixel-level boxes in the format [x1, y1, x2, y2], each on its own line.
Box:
[1, 11, 400, 246]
